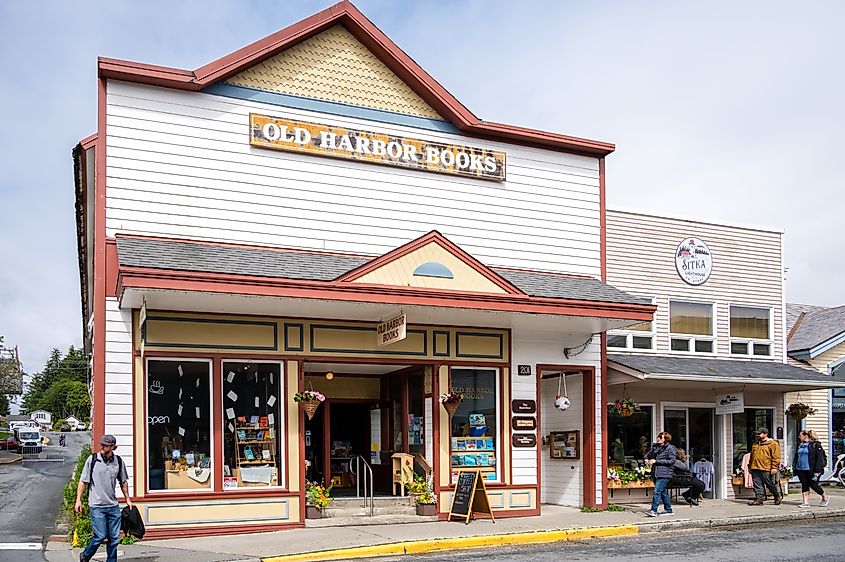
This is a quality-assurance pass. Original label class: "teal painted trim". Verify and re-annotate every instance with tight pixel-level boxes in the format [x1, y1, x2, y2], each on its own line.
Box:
[455, 331, 504, 360]
[807, 330, 845, 359]
[309, 324, 428, 356]
[144, 316, 278, 351]
[433, 330, 451, 357]
[284, 323, 305, 352]
[204, 83, 458, 134]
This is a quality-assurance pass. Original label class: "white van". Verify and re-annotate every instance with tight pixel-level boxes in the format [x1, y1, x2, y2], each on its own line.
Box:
[13, 427, 42, 453]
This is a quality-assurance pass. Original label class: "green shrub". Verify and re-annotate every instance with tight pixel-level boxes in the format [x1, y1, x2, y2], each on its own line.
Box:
[65, 444, 92, 546]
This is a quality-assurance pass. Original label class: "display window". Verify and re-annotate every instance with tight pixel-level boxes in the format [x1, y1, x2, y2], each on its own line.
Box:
[449, 367, 499, 483]
[222, 361, 284, 489]
[607, 405, 654, 467]
[146, 359, 213, 492]
[731, 407, 774, 471]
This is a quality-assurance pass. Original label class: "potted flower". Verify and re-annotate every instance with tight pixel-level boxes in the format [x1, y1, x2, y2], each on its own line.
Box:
[731, 467, 745, 487]
[407, 474, 427, 505]
[294, 390, 326, 420]
[785, 402, 817, 420]
[305, 480, 333, 518]
[415, 478, 437, 516]
[439, 391, 463, 417]
[607, 398, 639, 417]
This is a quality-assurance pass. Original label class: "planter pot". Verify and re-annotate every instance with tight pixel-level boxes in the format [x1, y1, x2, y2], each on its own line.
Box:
[731, 475, 745, 487]
[306, 505, 322, 519]
[442, 400, 461, 417]
[789, 413, 808, 420]
[416, 503, 437, 516]
[608, 480, 653, 489]
[300, 400, 321, 420]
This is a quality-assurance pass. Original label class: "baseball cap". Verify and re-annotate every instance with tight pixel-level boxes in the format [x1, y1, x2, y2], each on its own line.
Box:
[99, 434, 118, 448]
[754, 427, 769, 435]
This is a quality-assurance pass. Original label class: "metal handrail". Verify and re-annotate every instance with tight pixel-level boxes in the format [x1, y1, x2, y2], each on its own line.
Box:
[352, 455, 374, 516]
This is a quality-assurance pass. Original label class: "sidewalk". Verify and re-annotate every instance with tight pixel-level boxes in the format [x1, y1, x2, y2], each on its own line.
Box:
[0, 450, 22, 464]
[45, 488, 845, 562]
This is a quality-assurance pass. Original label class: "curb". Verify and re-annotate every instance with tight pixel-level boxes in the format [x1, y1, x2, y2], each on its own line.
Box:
[638, 506, 845, 534]
[0, 453, 22, 464]
[261, 525, 639, 562]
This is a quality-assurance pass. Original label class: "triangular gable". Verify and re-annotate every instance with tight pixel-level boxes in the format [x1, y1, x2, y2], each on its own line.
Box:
[97, 1, 614, 156]
[338, 231, 524, 295]
[225, 25, 442, 120]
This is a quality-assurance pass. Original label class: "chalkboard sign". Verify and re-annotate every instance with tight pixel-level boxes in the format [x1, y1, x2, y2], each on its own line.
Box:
[448, 470, 495, 524]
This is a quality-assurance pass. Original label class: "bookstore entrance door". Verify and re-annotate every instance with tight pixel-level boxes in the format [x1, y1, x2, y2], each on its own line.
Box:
[302, 363, 428, 497]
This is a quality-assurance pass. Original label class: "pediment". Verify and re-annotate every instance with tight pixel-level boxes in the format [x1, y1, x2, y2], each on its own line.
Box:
[225, 25, 443, 120]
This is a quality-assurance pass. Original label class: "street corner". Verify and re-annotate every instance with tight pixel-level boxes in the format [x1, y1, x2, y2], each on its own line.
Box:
[0, 451, 22, 464]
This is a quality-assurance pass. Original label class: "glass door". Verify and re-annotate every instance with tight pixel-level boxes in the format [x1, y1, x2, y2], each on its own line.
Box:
[664, 409, 688, 452]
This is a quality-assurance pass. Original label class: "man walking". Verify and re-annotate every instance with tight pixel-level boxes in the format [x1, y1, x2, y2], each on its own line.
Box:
[747, 427, 782, 506]
[74, 435, 132, 562]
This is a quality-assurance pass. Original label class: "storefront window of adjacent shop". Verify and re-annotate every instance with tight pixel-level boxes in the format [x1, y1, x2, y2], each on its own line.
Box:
[449, 368, 499, 484]
[731, 408, 774, 471]
[408, 371, 425, 456]
[222, 361, 284, 490]
[833, 386, 845, 461]
[608, 405, 654, 467]
[146, 359, 212, 492]
[729, 306, 772, 357]
[669, 301, 714, 353]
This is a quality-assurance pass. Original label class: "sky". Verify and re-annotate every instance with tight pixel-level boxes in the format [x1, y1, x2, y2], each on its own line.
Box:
[1, 0, 843, 385]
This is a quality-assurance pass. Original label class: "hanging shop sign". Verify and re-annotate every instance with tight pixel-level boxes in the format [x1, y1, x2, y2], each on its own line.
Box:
[511, 399, 536, 414]
[715, 392, 744, 415]
[376, 314, 407, 347]
[675, 237, 713, 285]
[249, 114, 506, 181]
[511, 416, 537, 431]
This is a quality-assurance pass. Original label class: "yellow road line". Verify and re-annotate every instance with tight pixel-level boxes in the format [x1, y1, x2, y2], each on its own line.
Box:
[262, 525, 640, 562]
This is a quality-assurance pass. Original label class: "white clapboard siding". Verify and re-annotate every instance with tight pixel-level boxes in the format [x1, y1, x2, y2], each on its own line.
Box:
[607, 210, 785, 359]
[105, 298, 135, 495]
[104, 81, 602, 276]
[540, 374, 584, 506]
[511, 332, 602, 496]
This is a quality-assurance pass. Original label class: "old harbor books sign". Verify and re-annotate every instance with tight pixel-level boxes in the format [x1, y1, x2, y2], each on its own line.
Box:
[249, 114, 506, 181]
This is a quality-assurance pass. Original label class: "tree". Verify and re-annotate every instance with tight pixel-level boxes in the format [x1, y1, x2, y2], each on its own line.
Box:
[0, 393, 9, 416]
[38, 379, 90, 419]
[20, 346, 88, 415]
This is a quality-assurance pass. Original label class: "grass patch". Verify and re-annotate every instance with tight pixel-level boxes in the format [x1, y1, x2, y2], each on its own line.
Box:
[581, 503, 626, 513]
[607, 503, 626, 512]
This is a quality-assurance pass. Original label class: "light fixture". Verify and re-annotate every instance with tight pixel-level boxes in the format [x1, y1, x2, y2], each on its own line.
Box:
[325, 370, 334, 381]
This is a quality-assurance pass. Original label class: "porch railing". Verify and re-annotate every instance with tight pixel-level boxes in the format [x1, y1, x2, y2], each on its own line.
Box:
[352, 455, 374, 516]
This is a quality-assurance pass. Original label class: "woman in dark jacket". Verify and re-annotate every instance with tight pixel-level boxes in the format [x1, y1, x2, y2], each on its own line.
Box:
[644, 431, 677, 516]
[793, 430, 830, 507]
[672, 449, 706, 506]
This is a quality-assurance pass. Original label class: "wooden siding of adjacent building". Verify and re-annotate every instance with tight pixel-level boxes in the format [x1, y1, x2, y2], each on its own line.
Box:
[104, 297, 136, 495]
[104, 81, 602, 277]
[606, 210, 785, 359]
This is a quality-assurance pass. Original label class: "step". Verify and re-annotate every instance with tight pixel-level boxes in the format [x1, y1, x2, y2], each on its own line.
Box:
[304, 513, 439, 528]
[324, 505, 417, 518]
[331, 496, 416, 507]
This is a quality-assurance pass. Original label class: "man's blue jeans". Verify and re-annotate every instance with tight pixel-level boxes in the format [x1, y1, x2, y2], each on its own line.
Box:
[81, 505, 121, 562]
[651, 478, 673, 513]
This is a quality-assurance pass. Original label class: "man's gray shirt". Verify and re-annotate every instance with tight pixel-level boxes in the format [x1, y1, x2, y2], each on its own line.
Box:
[80, 452, 128, 508]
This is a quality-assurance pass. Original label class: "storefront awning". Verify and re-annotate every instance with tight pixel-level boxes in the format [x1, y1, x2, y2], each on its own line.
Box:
[608, 353, 845, 392]
[113, 233, 655, 336]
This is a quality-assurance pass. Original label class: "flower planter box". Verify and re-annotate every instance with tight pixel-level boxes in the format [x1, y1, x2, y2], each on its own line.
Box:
[306, 505, 322, 519]
[416, 503, 437, 516]
[608, 480, 653, 489]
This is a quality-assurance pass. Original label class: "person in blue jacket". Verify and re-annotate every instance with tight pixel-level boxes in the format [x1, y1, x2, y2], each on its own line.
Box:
[644, 431, 677, 516]
[794, 430, 830, 507]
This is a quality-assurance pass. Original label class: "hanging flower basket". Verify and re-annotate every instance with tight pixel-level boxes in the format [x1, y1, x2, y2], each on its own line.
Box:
[785, 402, 817, 420]
[439, 391, 463, 417]
[294, 390, 326, 420]
[607, 398, 639, 417]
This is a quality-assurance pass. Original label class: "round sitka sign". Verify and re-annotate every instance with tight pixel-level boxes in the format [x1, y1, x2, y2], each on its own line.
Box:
[675, 237, 713, 285]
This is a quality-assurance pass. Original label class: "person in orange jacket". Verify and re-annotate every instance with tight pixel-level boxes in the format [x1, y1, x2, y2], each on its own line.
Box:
[747, 427, 782, 506]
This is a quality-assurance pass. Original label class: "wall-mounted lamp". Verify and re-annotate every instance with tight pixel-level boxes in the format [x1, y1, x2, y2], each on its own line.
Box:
[325, 370, 334, 381]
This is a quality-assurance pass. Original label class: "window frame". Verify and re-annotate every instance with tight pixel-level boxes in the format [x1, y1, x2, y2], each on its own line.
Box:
[145, 357, 215, 495]
[728, 304, 773, 358]
[221, 359, 286, 491]
[607, 297, 656, 352]
[668, 299, 716, 355]
[448, 366, 501, 485]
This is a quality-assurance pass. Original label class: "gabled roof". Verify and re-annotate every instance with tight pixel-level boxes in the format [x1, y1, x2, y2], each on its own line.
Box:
[787, 303, 845, 360]
[115, 234, 652, 310]
[97, 1, 614, 157]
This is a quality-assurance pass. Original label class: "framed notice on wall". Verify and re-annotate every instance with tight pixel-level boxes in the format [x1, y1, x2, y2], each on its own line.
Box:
[550, 430, 580, 460]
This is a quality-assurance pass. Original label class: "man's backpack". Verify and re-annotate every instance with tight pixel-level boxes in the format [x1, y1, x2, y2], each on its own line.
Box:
[88, 453, 124, 487]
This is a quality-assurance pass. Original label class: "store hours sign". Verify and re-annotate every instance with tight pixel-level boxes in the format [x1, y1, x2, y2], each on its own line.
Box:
[249, 114, 506, 181]
[675, 237, 713, 286]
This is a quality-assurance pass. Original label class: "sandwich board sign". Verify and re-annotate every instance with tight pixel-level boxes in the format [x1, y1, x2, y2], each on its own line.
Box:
[447, 470, 495, 524]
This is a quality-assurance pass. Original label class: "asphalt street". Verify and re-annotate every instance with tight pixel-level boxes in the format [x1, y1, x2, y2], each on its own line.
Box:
[381, 517, 845, 562]
[0, 431, 87, 562]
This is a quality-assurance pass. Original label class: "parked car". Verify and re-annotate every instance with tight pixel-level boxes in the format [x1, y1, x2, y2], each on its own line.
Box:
[76, 422, 87, 430]
[0, 436, 16, 450]
[59, 423, 71, 432]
